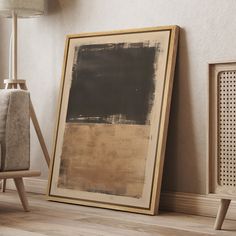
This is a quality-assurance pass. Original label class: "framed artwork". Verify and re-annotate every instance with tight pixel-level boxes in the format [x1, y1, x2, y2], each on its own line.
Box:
[48, 26, 179, 215]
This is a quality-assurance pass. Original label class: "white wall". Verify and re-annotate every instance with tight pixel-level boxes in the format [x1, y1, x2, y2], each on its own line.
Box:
[0, 20, 9, 88]
[1, 0, 236, 194]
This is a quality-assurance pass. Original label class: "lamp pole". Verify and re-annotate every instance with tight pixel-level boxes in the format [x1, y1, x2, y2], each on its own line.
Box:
[4, 11, 50, 167]
[12, 11, 17, 81]
[1, 0, 50, 194]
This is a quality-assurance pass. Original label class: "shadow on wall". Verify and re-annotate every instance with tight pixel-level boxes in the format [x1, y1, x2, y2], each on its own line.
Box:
[47, 0, 78, 15]
[162, 28, 200, 194]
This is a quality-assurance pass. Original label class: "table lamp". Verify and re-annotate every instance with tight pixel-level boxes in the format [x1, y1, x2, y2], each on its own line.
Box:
[0, 0, 50, 192]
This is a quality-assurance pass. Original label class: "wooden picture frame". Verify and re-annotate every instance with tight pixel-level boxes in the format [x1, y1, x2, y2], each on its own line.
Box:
[47, 26, 179, 215]
[208, 62, 236, 200]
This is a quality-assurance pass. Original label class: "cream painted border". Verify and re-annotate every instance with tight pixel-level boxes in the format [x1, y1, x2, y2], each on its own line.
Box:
[51, 31, 170, 209]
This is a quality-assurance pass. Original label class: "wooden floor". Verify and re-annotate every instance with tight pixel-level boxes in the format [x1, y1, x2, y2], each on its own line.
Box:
[0, 191, 236, 236]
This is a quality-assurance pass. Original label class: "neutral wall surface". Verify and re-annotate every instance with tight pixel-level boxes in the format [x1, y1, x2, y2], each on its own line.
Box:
[1, 0, 236, 194]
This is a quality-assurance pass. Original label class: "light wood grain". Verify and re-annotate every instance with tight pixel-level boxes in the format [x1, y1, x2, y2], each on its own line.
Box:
[208, 62, 236, 198]
[0, 170, 40, 179]
[19, 82, 50, 167]
[14, 178, 30, 212]
[1, 179, 6, 192]
[208, 62, 236, 230]
[160, 192, 236, 220]
[0, 191, 236, 236]
[4, 79, 26, 84]
[214, 199, 231, 230]
[151, 24, 180, 215]
[0, 171, 40, 211]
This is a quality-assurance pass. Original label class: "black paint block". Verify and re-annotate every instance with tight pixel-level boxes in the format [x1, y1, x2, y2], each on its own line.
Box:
[66, 42, 158, 125]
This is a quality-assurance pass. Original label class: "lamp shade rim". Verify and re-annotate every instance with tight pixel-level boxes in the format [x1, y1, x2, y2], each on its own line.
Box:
[0, 0, 45, 18]
[0, 9, 44, 18]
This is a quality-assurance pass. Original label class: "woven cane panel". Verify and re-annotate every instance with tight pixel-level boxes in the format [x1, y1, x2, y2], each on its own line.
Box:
[218, 70, 236, 187]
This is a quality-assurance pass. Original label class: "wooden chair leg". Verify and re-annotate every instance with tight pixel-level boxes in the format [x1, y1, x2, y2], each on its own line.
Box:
[19, 83, 50, 167]
[14, 177, 30, 212]
[1, 179, 6, 192]
[214, 199, 231, 230]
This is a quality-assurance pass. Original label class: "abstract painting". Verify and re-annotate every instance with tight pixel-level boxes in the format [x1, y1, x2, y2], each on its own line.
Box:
[48, 26, 179, 215]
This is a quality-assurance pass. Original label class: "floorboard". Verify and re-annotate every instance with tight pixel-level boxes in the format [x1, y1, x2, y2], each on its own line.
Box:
[0, 191, 235, 236]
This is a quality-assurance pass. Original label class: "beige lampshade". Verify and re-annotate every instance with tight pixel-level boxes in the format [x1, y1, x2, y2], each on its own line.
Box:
[0, 0, 45, 18]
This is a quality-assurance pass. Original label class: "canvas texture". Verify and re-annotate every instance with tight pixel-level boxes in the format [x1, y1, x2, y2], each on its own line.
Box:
[0, 89, 30, 171]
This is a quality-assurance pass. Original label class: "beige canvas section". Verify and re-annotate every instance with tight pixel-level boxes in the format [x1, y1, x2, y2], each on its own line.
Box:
[58, 124, 150, 199]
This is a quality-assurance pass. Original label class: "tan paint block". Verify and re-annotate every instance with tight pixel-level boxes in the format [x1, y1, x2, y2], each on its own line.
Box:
[58, 124, 150, 198]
